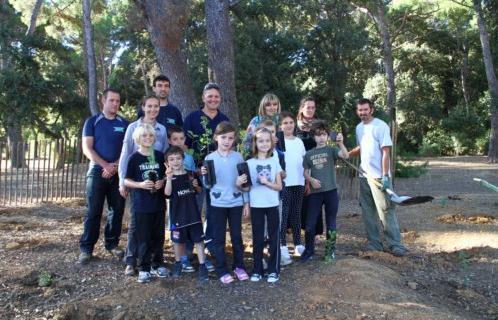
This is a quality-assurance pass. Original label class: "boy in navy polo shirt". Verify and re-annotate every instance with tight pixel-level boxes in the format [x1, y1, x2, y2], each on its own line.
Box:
[125, 124, 168, 283]
[79, 89, 129, 264]
[164, 146, 209, 281]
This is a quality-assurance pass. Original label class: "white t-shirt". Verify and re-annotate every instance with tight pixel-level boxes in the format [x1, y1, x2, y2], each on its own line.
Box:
[356, 118, 392, 178]
[283, 137, 305, 186]
[247, 156, 282, 208]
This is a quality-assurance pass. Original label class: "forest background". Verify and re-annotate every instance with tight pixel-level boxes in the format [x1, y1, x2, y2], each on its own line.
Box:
[1, 0, 498, 163]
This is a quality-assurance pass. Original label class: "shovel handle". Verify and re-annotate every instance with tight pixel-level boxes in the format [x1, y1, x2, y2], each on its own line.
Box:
[341, 159, 383, 188]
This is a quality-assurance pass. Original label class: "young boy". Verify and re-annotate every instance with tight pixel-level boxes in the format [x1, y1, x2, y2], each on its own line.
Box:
[167, 125, 215, 273]
[167, 125, 196, 173]
[124, 124, 169, 283]
[164, 146, 209, 281]
[301, 120, 349, 262]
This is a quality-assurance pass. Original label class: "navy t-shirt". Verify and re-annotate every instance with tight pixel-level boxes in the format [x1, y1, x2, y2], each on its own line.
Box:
[137, 103, 183, 129]
[168, 173, 202, 230]
[82, 113, 129, 165]
[183, 108, 229, 165]
[126, 150, 166, 214]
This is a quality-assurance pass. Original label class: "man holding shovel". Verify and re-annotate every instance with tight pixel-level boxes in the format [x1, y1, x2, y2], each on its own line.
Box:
[349, 98, 407, 257]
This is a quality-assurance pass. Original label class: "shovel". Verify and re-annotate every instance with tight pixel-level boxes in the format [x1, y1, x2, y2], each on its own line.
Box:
[341, 159, 434, 206]
[473, 178, 498, 193]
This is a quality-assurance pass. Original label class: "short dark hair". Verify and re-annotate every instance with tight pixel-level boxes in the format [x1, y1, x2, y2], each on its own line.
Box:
[311, 119, 329, 135]
[165, 145, 185, 160]
[102, 88, 120, 100]
[203, 82, 221, 93]
[167, 125, 185, 139]
[279, 111, 294, 124]
[357, 98, 373, 109]
[153, 75, 170, 87]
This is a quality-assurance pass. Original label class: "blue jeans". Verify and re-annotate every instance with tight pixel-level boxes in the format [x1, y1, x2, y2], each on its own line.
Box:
[79, 166, 125, 253]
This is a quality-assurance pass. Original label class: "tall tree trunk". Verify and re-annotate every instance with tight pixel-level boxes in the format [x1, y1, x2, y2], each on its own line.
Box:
[460, 43, 471, 113]
[205, 0, 240, 125]
[373, 5, 396, 123]
[135, 0, 198, 116]
[474, 0, 498, 163]
[26, 0, 43, 35]
[5, 116, 25, 169]
[82, 0, 99, 116]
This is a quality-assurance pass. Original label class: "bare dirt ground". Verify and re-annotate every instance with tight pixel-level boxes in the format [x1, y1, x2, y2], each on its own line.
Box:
[0, 156, 496, 320]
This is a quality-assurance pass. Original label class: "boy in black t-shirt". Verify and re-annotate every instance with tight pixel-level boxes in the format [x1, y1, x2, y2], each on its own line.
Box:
[125, 124, 168, 283]
[164, 146, 209, 281]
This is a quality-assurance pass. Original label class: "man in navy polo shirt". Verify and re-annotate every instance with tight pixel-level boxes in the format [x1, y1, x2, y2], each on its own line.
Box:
[183, 83, 230, 165]
[183, 83, 229, 255]
[138, 75, 183, 129]
[79, 88, 129, 264]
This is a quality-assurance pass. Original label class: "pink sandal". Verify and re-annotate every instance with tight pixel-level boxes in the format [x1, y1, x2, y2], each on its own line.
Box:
[234, 267, 249, 281]
[220, 273, 234, 284]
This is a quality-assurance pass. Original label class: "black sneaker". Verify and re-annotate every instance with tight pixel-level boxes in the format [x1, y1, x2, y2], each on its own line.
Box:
[172, 261, 182, 278]
[299, 250, 314, 263]
[198, 264, 209, 282]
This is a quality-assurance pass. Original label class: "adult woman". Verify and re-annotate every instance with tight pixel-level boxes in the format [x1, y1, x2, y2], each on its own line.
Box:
[295, 96, 317, 151]
[118, 95, 169, 276]
[295, 96, 323, 241]
[242, 93, 281, 155]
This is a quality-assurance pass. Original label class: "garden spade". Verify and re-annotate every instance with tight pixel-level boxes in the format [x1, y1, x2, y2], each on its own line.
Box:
[341, 159, 434, 206]
[473, 178, 498, 193]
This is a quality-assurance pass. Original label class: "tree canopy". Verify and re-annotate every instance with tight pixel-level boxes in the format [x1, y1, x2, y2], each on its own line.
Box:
[3, 0, 498, 160]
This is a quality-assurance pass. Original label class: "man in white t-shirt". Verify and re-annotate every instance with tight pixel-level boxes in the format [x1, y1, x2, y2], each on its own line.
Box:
[349, 98, 407, 257]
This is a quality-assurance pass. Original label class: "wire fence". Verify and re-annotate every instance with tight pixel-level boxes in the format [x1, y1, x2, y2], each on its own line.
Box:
[0, 138, 359, 206]
[0, 138, 88, 205]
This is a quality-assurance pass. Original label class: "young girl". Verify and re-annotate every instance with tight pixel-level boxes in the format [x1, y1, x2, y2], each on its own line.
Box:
[124, 124, 167, 283]
[279, 112, 306, 264]
[201, 121, 250, 284]
[242, 93, 281, 155]
[241, 127, 283, 283]
[301, 120, 349, 262]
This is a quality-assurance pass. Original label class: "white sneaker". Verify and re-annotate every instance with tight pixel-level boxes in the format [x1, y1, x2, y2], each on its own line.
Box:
[294, 245, 305, 257]
[137, 271, 152, 283]
[280, 246, 292, 265]
[267, 272, 279, 283]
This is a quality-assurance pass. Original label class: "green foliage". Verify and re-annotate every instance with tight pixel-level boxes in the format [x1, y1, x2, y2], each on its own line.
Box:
[38, 270, 53, 287]
[418, 129, 454, 156]
[395, 160, 428, 178]
[186, 116, 213, 164]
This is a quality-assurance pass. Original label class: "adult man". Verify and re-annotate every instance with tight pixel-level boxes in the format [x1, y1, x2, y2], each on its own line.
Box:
[79, 89, 129, 264]
[183, 83, 229, 259]
[183, 83, 229, 165]
[349, 98, 407, 257]
[138, 75, 183, 129]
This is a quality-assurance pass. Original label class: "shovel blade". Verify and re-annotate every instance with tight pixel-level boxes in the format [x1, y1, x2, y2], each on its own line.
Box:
[390, 194, 434, 206]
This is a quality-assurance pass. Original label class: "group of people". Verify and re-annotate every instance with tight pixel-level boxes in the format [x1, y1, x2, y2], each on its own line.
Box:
[77, 74, 408, 285]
